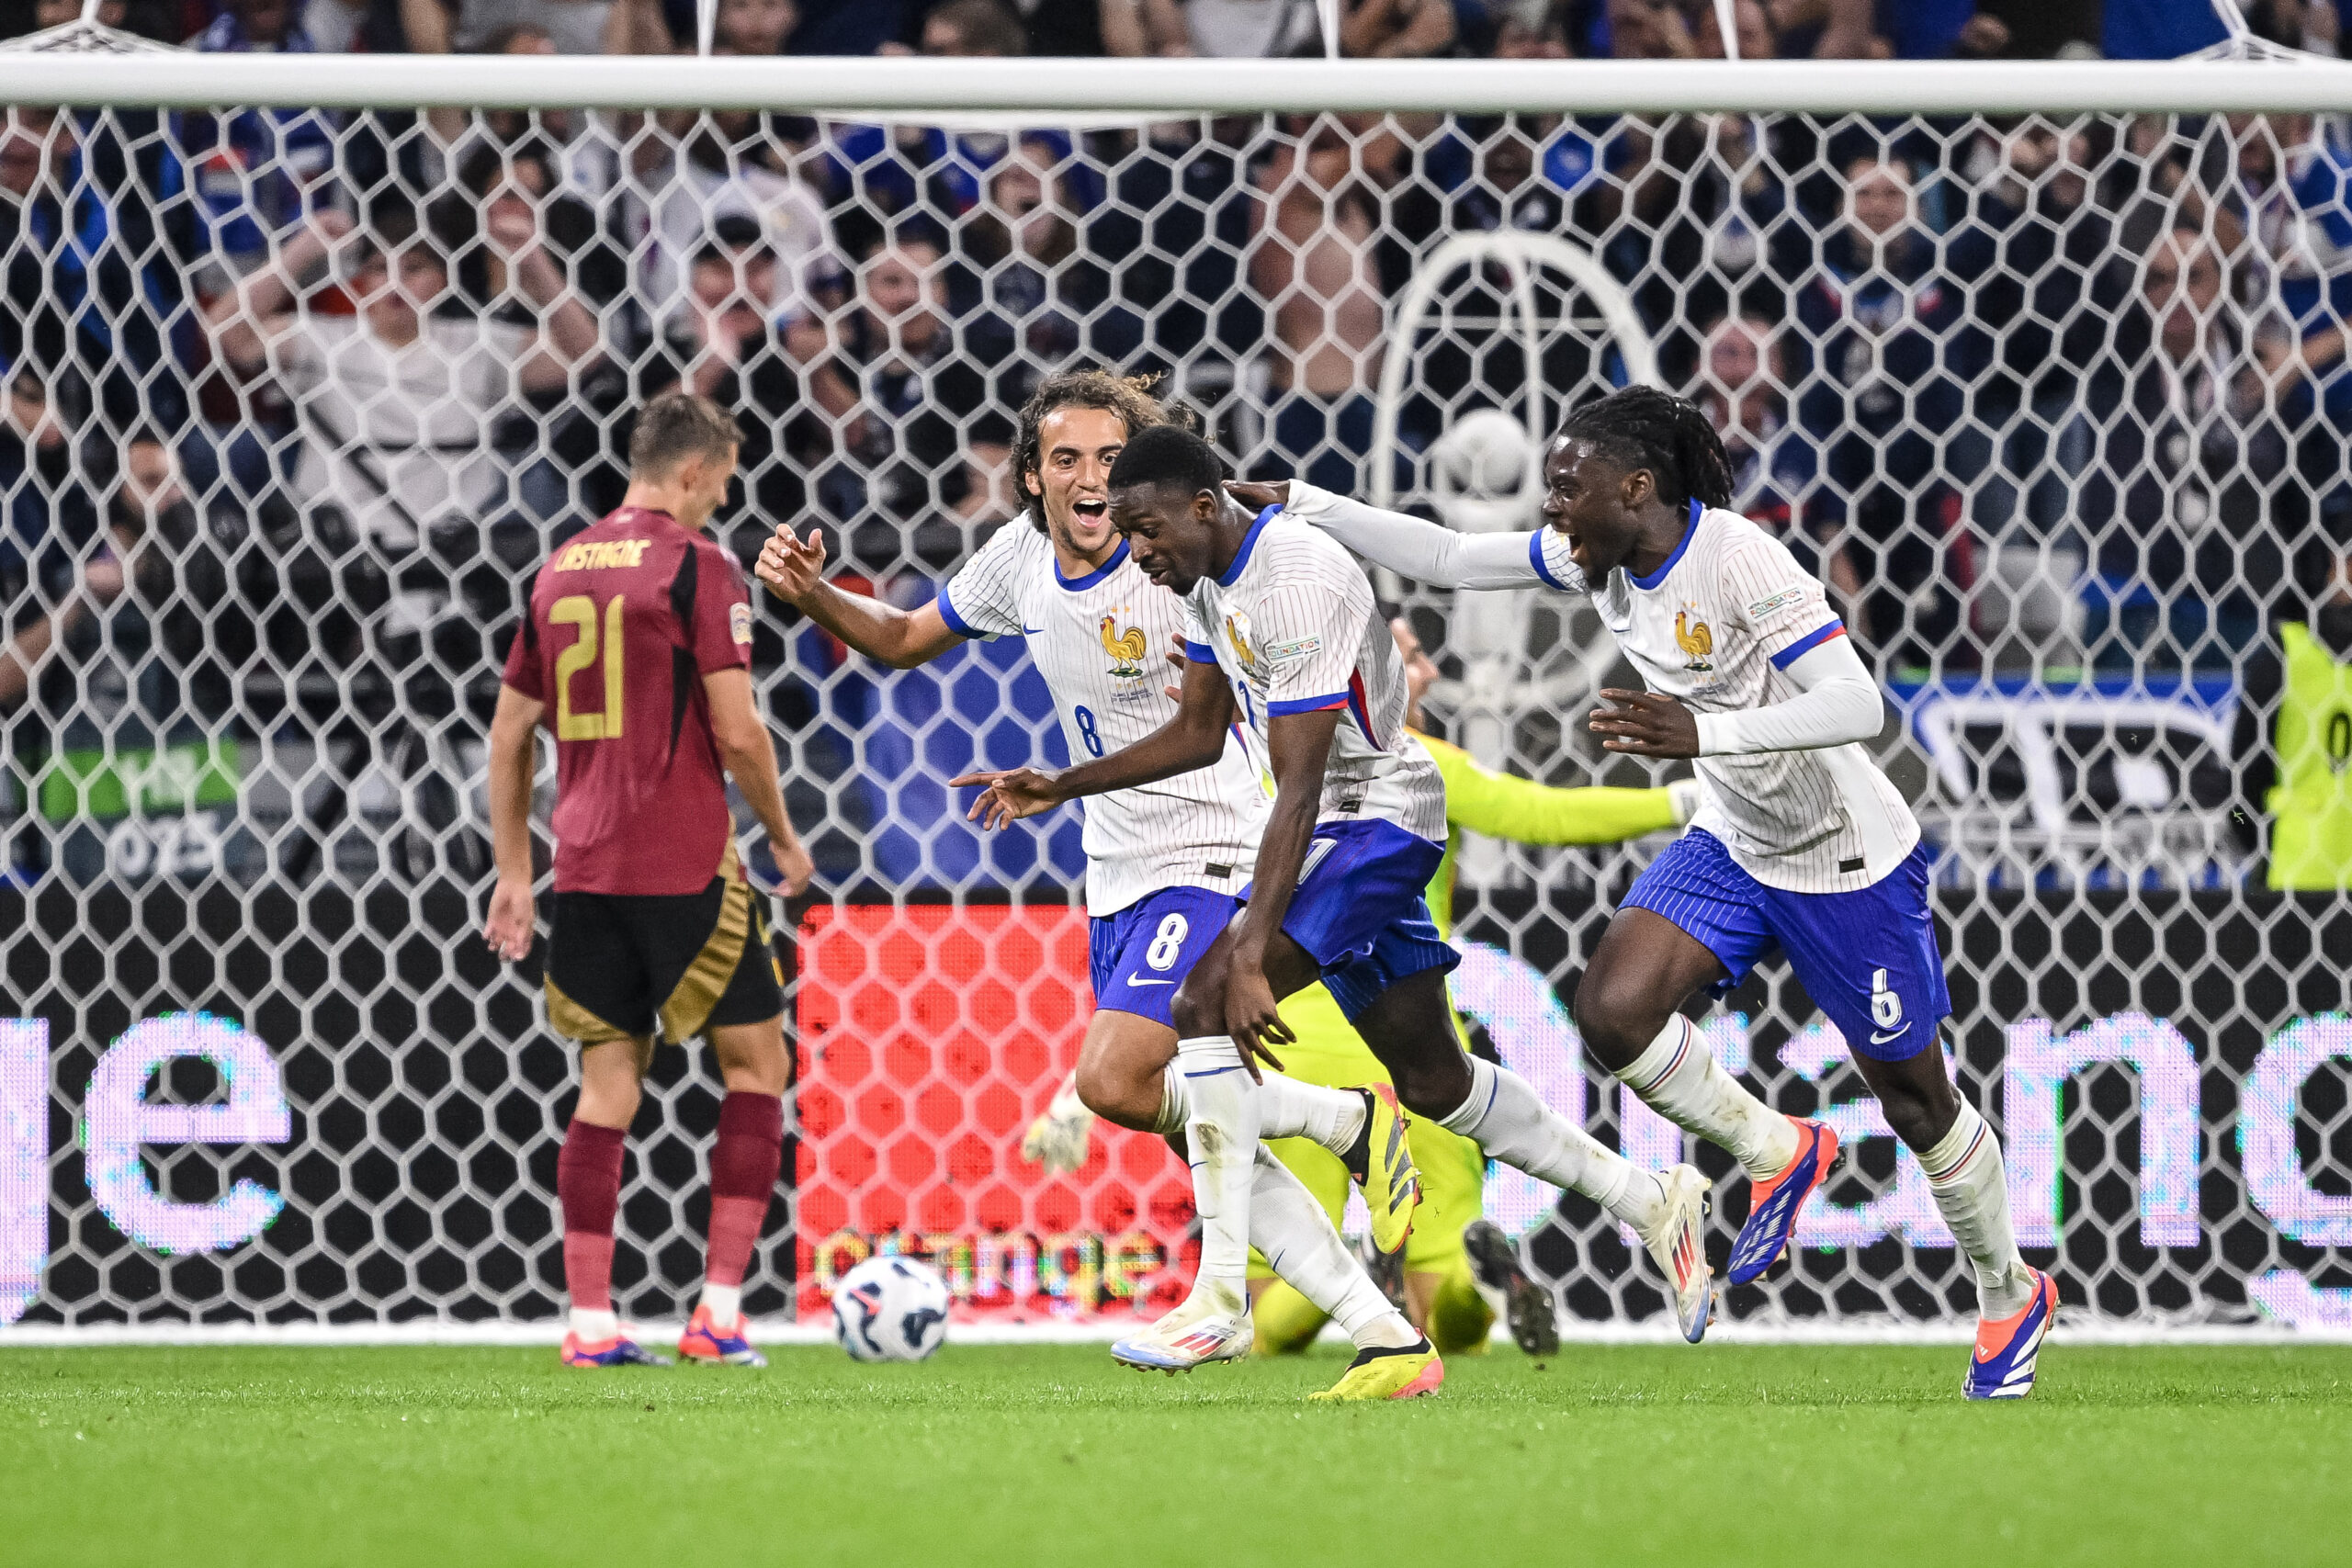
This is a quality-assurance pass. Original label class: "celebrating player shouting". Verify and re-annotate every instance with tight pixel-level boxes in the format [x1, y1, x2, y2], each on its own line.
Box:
[485, 392, 814, 1371]
[756, 371, 1428, 1397]
[963, 426, 1713, 1395]
[1274, 386, 2055, 1399]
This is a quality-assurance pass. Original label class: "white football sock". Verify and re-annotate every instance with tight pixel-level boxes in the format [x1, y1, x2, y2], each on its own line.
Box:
[1436, 1056, 1668, 1229]
[1618, 1016, 1799, 1181]
[1916, 1099, 2035, 1317]
[1257, 1072, 1367, 1156]
[698, 1282, 742, 1329]
[1176, 1035, 1261, 1300]
[1151, 1065, 1188, 1137]
[569, 1306, 619, 1340]
[1248, 1145, 1419, 1349]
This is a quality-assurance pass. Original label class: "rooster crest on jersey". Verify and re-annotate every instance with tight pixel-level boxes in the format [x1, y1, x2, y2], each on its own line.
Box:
[1674, 609, 1714, 672]
[1225, 614, 1261, 678]
[1099, 615, 1148, 679]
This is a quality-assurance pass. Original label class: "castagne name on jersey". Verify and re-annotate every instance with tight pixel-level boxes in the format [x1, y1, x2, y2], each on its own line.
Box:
[554, 538, 653, 572]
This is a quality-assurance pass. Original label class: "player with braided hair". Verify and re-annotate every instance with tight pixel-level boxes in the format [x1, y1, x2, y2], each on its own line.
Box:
[1264, 385, 2056, 1399]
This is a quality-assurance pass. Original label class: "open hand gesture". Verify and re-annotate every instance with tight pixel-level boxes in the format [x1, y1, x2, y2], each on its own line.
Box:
[949, 765, 1066, 829]
[756, 524, 828, 604]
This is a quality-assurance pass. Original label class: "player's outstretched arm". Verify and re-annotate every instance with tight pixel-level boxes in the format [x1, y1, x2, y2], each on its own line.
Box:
[952, 648, 1236, 829]
[754, 524, 962, 670]
[1228, 479, 1555, 592]
[482, 683, 544, 962]
[1221, 707, 1342, 1066]
[706, 668, 814, 895]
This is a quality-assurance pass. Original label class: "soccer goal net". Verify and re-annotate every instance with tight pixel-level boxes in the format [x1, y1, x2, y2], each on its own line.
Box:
[2, 30, 2349, 1336]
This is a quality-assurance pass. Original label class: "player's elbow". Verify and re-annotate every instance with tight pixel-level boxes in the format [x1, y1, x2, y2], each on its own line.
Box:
[1818, 679, 1888, 746]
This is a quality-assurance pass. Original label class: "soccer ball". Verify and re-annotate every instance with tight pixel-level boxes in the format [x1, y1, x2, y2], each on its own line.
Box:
[831, 1256, 952, 1362]
[1427, 408, 1542, 533]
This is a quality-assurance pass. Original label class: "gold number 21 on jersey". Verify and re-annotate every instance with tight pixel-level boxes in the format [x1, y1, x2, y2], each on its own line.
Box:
[549, 593, 627, 740]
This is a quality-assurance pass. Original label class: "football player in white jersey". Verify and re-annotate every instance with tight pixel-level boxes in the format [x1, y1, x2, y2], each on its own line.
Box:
[963, 425, 1713, 1398]
[1265, 387, 2054, 1399]
[754, 371, 1427, 1398]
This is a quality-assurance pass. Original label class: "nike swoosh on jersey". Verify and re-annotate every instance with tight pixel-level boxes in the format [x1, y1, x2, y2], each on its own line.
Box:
[1124, 978, 1173, 987]
[1022, 626, 1045, 635]
[1870, 1024, 1912, 1045]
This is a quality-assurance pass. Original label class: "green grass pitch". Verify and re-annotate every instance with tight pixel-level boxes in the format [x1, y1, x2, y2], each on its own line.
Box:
[4, 1342, 2346, 1567]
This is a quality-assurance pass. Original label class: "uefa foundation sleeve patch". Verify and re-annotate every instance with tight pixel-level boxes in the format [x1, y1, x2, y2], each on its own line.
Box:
[730, 601, 752, 645]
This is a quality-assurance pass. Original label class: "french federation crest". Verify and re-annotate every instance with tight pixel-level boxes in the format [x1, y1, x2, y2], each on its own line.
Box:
[1099, 615, 1147, 679]
[1225, 613, 1261, 679]
[1674, 608, 1714, 672]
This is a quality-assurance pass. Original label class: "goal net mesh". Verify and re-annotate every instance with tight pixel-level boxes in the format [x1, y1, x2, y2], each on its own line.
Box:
[3, 57, 2349, 1331]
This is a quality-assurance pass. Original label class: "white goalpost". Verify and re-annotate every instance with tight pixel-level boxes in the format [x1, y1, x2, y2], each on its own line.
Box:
[2, 25, 2349, 1343]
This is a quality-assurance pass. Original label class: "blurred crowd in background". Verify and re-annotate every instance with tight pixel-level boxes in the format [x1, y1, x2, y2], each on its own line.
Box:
[1, 0, 2350, 888]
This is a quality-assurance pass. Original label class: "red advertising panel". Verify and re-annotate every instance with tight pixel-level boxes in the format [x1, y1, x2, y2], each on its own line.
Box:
[793, 905, 1196, 1321]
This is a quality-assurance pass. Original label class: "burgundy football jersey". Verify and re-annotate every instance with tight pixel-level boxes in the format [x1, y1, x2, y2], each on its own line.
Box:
[502, 505, 753, 895]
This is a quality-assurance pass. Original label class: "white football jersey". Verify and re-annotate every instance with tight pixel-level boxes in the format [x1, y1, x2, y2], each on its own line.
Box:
[1182, 508, 1448, 845]
[938, 521, 1265, 915]
[1532, 501, 1917, 892]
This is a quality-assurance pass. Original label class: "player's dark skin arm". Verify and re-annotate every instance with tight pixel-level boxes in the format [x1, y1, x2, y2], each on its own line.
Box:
[951, 652, 1237, 827]
[1213, 707, 1342, 1069]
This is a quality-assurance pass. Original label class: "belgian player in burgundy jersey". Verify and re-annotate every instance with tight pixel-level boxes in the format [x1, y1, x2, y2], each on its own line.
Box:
[484, 392, 813, 1371]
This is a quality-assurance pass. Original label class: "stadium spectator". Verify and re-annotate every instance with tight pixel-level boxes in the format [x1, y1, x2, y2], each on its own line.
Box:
[1962, 123, 2120, 542]
[2075, 225, 2281, 660]
[0, 425, 252, 888]
[910, 0, 1027, 51]
[1757, 0, 1882, 56]
[959, 137, 1136, 384]
[1880, 1, 2010, 58]
[0, 106, 190, 435]
[1697, 0, 1773, 56]
[629, 104, 837, 323]
[1792, 151, 1988, 662]
[1249, 124, 1388, 492]
[1607, 0, 1702, 57]
[0, 366, 96, 614]
[1692, 311, 1856, 604]
[203, 207, 601, 552]
[792, 234, 994, 550]
[714, 0, 797, 51]
[1101, 0, 1190, 52]
[1173, 0, 1325, 56]
[450, 140, 628, 314]
[1340, 0, 1453, 57]
[1487, 1, 1570, 56]
[182, 0, 342, 281]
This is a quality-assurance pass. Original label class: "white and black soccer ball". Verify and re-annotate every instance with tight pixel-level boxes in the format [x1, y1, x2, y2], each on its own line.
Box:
[1427, 408, 1543, 533]
[831, 1257, 951, 1362]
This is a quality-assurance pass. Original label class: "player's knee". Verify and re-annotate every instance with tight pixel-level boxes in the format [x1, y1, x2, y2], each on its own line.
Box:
[1074, 1051, 1161, 1130]
[1871, 1064, 1960, 1151]
[574, 1071, 642, 1128]
[1571, 970, 1664, 1070]
[1169, 968, 1224, 1041]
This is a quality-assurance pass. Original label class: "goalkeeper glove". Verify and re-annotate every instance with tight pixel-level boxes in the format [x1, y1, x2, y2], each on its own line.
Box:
[1020, 1072, 1097, 1175]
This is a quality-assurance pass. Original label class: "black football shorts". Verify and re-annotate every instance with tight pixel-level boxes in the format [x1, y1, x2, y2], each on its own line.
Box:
[544, 866, 784, 1045]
